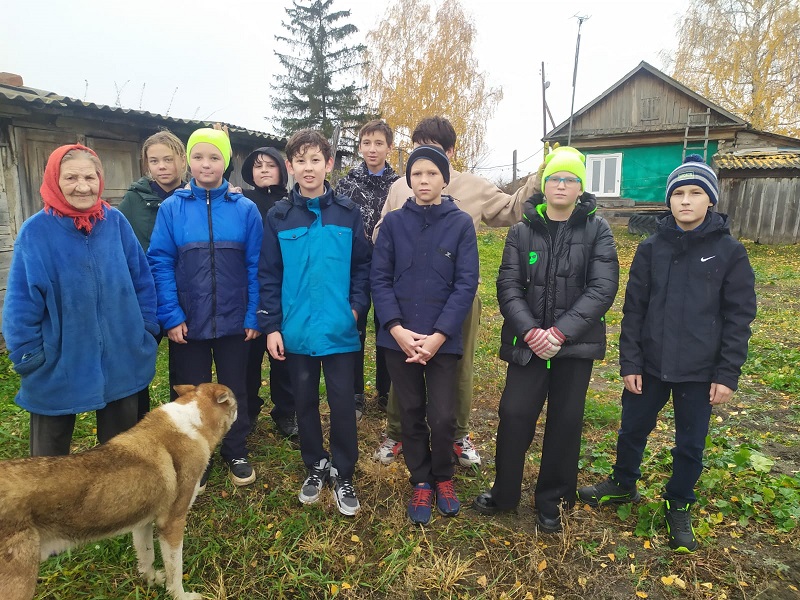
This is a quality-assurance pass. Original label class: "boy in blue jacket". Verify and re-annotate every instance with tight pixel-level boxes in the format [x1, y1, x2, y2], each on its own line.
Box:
[371, 146, 479, 525]
[148, 128, 263, 490]
[258, 129, 371, 516]
[578, 155, 757, 552]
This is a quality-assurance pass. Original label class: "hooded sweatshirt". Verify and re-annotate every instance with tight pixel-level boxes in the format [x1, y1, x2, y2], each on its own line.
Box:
[241, 147, 288, 221]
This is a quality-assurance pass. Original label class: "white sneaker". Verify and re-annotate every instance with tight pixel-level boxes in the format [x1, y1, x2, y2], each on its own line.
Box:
[298, 458, 330, 504]
[454, 434, 481, 467]
[372, 434, 403, 465]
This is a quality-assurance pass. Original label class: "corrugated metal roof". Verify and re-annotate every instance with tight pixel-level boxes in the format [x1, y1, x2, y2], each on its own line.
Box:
[0, 83, 284, 145]
[715, 151, 800, 170]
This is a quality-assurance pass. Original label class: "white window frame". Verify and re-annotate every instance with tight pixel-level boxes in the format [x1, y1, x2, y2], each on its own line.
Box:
[586, 153, 622, 197]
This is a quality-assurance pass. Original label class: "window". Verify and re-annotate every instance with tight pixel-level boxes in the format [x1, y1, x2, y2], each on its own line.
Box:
[640, 96, 661, 122]
[586, 153, 622, 197]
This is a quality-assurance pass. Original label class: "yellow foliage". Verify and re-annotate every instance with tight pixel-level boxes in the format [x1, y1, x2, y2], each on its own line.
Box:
[670, 0, 800, 137]
[363, 0, 503, 172]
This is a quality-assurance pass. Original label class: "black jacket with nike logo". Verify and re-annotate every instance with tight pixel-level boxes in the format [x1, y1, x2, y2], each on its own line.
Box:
[619, 211, 756, 390]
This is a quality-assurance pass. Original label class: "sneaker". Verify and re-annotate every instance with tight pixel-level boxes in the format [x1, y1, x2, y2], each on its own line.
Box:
[273, 415, 299, 439]
[331, 467, 360, 516]
[577, 477, 641, 507]
[435, 479, 460, 517]
[227, 457, 256, 486]
[373, 434, 403, 465]
[536, 511, 562, 534]
[299, 458, 331, 505]
[665, 500, 698, 553]
[453, 434, 481, 467]
[376, 394, 388, 412]
[354, 394, 365, 422]
[408, 483, 434, 525]
[197, 458, 213, 494]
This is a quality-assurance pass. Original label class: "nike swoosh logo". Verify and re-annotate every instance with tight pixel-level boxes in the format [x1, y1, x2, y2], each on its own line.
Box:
[700, 256, 716, 262]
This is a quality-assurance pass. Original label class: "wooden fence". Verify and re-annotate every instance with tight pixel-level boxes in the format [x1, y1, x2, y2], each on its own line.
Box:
[717, 176, 800, 244]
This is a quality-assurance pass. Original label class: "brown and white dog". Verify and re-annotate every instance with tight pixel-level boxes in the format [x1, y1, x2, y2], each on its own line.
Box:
[0, 383, 238, 600]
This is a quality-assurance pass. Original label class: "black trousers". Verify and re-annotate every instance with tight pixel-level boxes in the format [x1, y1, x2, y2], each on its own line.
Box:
[136, 332, 165, 421]
[354, 308, 391, 398]
[245, 336, 295, 427]
[285, 352, 358, 478]
[385, 349, 458, 485]
[169, 335, 250, 461]
[491, 357, 594, 517]
[612, 372, 713, 504]
[29, 393, 139, 457]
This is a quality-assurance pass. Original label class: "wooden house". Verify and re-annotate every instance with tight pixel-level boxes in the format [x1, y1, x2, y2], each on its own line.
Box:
[544, 62, 800, 205]
[0, 72, 284, 329]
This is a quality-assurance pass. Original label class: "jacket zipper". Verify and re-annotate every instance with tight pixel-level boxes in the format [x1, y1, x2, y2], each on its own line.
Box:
[207, 189, 217, 338]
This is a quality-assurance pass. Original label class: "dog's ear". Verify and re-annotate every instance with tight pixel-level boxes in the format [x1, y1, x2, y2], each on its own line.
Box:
[173, 384, 196, 397]
[216, 386, 235, 404]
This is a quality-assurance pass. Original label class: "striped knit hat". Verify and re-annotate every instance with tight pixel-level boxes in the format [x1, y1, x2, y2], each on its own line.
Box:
[666, 154, 719, 206]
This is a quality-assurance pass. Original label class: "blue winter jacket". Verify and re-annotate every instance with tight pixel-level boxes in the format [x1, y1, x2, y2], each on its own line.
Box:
[2, 207, 159, 416]
[371, 196, 479, 356]
[258, 182, 371, 356]
[147, 179, 263, 339]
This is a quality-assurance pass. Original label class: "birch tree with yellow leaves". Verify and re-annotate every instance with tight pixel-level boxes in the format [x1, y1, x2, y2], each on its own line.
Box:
[669, 0, 800, 137]
[362, 0, 503, 172]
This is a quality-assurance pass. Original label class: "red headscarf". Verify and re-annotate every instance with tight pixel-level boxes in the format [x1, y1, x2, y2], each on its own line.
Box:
[40, 144, 110, 233]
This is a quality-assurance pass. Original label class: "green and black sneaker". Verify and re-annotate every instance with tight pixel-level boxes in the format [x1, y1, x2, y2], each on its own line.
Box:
[665, 500, 698, 553]
[577, 477, 641, 507]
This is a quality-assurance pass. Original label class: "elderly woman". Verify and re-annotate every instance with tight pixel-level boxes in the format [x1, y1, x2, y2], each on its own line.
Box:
[2, 144, 159, 456]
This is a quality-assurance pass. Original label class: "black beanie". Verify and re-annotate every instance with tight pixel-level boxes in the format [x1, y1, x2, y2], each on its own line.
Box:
[405, 145, 450, 187]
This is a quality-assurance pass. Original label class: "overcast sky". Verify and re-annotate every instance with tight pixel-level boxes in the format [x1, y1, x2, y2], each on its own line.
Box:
[1, 0, 689, 182]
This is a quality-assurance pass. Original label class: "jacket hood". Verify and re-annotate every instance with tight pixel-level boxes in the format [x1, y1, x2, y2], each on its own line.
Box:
[522, 191, 598, 226]
[241, 146, 288, 191]
[128, 176, 154, 195]
[401, 194, 461, 219]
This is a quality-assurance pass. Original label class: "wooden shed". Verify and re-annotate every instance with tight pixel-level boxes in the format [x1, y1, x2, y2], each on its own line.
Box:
[544, 62, 800, 205]
[715, 151, 800, 244]
[0, 73, 284, 329]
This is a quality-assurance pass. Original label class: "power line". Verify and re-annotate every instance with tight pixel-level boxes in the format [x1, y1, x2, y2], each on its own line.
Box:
[471, 147, 543, 172]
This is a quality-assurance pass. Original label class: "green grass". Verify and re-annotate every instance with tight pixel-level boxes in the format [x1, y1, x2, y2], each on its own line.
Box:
[1, 226, 799, 599]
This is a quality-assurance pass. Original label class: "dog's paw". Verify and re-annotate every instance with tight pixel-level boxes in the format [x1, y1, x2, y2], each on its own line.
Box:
[174, 593, 203, 600]
[147, 569, 167, 586]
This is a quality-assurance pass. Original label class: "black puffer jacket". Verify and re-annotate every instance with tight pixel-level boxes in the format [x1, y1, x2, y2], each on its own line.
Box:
[498, 193, 619, 364]
[619, 211, 756, 390]
[241, 147, 288, 221]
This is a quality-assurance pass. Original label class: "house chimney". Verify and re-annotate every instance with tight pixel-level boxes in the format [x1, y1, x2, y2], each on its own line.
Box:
[0, 72, 24, 87]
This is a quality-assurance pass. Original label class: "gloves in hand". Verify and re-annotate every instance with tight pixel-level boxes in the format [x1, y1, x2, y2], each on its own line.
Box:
[546, 326, 565, 346]
[523, 328, 558, 359]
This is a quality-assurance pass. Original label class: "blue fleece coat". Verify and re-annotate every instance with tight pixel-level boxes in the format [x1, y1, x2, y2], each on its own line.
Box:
[370, 196, 479, 356]
[258, 182, 371, 356]
[148, 179, 263, 339]
[2, 207, 159, 416]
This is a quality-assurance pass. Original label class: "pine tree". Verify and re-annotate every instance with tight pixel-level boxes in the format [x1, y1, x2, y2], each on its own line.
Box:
[271, 0, 369, 145]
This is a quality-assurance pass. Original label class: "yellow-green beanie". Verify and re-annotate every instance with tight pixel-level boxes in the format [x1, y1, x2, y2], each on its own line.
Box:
[187, 128, 232, 169]
[541, 146, 586, 192]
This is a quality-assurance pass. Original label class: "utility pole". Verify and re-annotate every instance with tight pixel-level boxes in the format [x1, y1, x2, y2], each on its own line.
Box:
[512, 149, 518, 183]
[541, 62, 550, 140]
[567, 14, 590, 146]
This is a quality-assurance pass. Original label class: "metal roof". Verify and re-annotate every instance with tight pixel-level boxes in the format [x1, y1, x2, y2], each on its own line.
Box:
[715, 151, 800, 170]
[0, 83, 284, 146]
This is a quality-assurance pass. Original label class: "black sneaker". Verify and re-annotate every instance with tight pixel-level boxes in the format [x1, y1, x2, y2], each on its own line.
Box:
[577, 477, 641, 507]
[227, 457, 256, 486]
[331, 466, 360, 516]
[376, 394, 388, 412]
[354, 394, 365, 422]
[273, 415, 299, 439]
[299, 458, 330, 505]
[536, 511, 562, 534]
[665, 500, 698, 553]
[197, 458, 213, 494]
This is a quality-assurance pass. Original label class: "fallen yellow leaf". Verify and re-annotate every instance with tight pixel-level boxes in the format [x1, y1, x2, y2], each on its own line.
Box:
[643, 540, 652, 549]
[739, 581, 748, 587]
[351, 535, 361, 543]
[630, 565, 635, 573]
[275, 530, 281, 539]
[267, 523, 274, 529]
[607, 553, 616, 562]
[345, 555, 356, 564]
[578, 576, 587, 587]
[341, 582, 352, 590]
[701, 582, 713, 589]
[477, 575, 488, 588]
[330, 584, 339, 594]
[674, 577, 686, 590]
[543, 595, 555, 600]
[636, 592, 648, 598]
[537, 559, 547, 572]
[524, 593, 534, 600]
[661, 576, 674, 586]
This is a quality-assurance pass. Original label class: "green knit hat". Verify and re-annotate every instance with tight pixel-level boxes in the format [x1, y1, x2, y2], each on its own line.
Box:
[187, 128, 232, 169]
[541, 146, 586, 192]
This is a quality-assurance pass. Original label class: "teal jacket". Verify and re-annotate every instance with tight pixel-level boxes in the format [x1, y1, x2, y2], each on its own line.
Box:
[258, 183, 371, 356]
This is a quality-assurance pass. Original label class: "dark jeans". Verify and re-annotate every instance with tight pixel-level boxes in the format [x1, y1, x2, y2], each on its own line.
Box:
[246, 336, 295, 428]
[285, 352, 358, 479]
[355, 308, 391, 398]
[491, 357, 594, 517]
[612, 372, 713, 504]
[29, 393, 139, 457]
[169, 335, 250, 461]
[385, 349, 458, 485]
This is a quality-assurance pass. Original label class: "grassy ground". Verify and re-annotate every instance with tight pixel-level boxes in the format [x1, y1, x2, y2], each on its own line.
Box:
[1, 226, 798, 599]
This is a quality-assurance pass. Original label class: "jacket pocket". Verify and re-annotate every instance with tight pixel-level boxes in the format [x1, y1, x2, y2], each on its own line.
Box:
[432, 247, 456, 287]
[11, 344, 45, 376]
